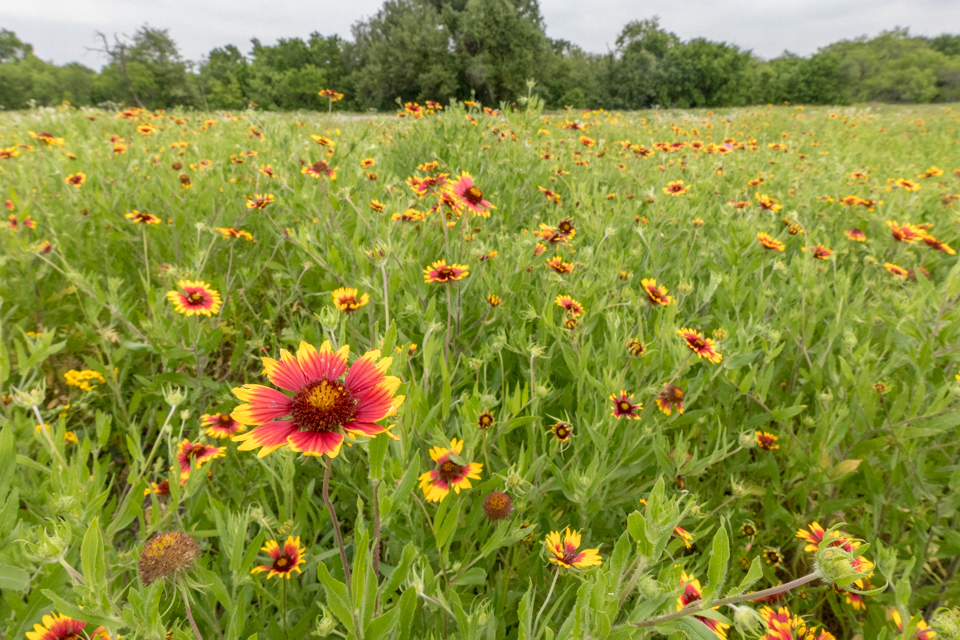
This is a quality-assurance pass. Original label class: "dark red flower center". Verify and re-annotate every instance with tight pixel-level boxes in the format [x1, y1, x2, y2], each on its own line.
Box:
[290, 379, 356, 433]
[618, 401, 632, 412]
[558, 220, 573, 234]
[187, 292, 206, 305]
[688, 337, 705, 350]
[185, 444, 207, 461]
[464, 186, 484, 205]
[554, 424, 570, 440]
[437, 460, 462, 483]
[436, 267, 455, 280]
[216, 414, 234, 428]
[272, 554, 293, 572]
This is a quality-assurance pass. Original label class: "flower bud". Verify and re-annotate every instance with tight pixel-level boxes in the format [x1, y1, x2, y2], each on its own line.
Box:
[162, 384, 186, 407]
[932, 608, 960, 639]
[24, 523, 72, 563]
[814, 546, 859, 586]
[638, 577, 661, 599]
[732, 605, 765, 636]
[12, 383, 46, 408]
[179, 409, 192, 422]
[739, 432, 758, 448]
[313, 608, 337, 637]
[677, 281, 694, 295]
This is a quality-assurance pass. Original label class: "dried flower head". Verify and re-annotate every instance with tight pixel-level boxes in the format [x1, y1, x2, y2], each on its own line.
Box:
[482, 491, 514, 521]
[138, 531, 201, 585]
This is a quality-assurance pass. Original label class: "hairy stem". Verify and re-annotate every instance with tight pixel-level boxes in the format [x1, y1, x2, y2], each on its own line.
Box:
[323, 461, 351, 584]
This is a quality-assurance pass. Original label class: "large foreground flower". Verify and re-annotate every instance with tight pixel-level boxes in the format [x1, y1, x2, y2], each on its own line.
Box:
[677, 572, 730, 638]
[451, 172, 496, 217]
[418, 438, 482, 502]
[231, 341, 404, 458]
[251, 536, 306, 579]
[760, 607, 836, 640]
[545, 528, 602, 568]
[555, 295, 584, 317]
[677, 328, 722, 364]
[166, 280, 222, 317]
[26, 613, 109, 640]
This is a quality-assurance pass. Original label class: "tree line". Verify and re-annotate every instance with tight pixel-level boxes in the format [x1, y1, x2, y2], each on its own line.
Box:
[2, 0, 959, 111]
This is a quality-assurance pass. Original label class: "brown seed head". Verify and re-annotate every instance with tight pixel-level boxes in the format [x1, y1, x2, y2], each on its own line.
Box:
[482, 491, 513, 521]
[138, 531, 200, 585]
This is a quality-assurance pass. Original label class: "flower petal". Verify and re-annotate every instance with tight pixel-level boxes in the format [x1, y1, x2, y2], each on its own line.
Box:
[233, 420, 298, 456]
[345, 350, 391, 394]
[231, 385, 293, 425]
[296, 340, 349, 382]
[262, 349, 308, 391]
[287, 430, 344, 458]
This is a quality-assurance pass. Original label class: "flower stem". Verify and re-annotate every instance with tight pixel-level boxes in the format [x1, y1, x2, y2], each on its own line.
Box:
[380, 264, 390, 333]
[31, 405, 67, 468]
[281, 577, 289, 639]
[180, 585, 204, 640]
[445, 285, 452, 364]
[615, 571, 820, 629]
[533, 569, 559, 640]
[323, 460, 351, 584]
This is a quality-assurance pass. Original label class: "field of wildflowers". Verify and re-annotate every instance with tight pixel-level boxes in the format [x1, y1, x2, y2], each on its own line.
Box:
[1, 96, 959, 640]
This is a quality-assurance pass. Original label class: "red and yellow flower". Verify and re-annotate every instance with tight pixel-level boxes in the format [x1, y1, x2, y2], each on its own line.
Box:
[663, 180, 691, 196]
[125, 210, 161, 224]
[887, 220, 926, 243]
[891, 610, 936, 640]
[884, 262, 909, 277]
[451, 172, 495, 217]
[804, 244, 833, 260]
[641, 278, 675, 305]
[756, 431, 779, 450]
[677, 572, 730, 638]
[545, 528, 602, 568]
[301, 160, 337, 180]
[332, 287, 370, 313]
[656, 385, 685, 416]
[202, 413, 245, 439]
[424, 260, 469, 283]
[757, 232, 785, 251]
[755, 193, 782, 212]
[26, 612, 109, 640]
[166, 280, 222, 317]
[760, 607, 836, 640]
[677, 328, 722, 364]
[418, 438, 482, 502]
[64, 173, 86, 187]
[251, 536, 306, 580]
[894, 178, 921, 191]
[246, 193, 275, 210]
[176, 439, 226, 481]
[610, 390, 642, 419]
[555, 295, 584, 317]
[845, 228, 866, 242]
[231, 341, 404, 459]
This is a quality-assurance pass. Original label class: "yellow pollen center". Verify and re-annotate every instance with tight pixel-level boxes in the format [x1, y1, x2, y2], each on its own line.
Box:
[277, 557, 288, 567]
[306, 381, 341, 410]
[619, 402, 630, 411]
[188, 292, 205, 304]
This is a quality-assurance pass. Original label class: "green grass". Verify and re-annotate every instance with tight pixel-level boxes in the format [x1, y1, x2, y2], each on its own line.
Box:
[1, 100, 959, 640]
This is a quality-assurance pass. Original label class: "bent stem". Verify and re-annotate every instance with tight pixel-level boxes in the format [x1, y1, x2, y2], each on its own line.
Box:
[180, 584, 205, 640]
[323, 460, 352, 584]
[615, 571, 820, 629]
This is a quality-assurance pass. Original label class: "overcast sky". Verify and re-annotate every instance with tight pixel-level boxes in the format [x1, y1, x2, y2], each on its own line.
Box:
[2, 0, 958, 67]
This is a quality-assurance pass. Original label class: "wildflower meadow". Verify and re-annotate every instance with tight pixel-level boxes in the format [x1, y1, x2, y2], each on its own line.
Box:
[1, 96, 959, 640]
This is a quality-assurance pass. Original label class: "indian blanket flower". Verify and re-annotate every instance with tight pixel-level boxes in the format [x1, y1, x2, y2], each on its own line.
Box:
[301, 160, 337, 180]
[418, 438, 482, 502]
[845, 228, 866, 242]
[251, 536, 306, 579]
[64, 173, 86, 187]
[756, 193, 782, 212]
[64, 369, 106, 391]
[166, 280, 222, 317]
[610, 390, 642, 419]
[626, 338, 646, 356]
[760, 607, 836, 640]
[546, 256, 574, 274]
[894, 178, 921, 191]
[555, 295, 584, 317]
[331, 287, 370, 313]
[884, 262, 909, 277]
[922, 235, 957, 255]
[677, 572, 730, 638]
[757, 232, 785, 251]
[176, 439, 226, 481]
[216, 227, 255, 241]
[423, 260, 469, 283]
[641, 277, 675, 305]
[674, 526, 694, 549]
[663, 180, 691, 196]
[26, 613, 109, 640]
[125, 210, 161, 224]
[487, 294, 501, 307]
[796, 522, 856, 554]
[477, 411, 495, 429]
[656, 385, 685, 416]
[202, 412, 246, 439]
[756, 431, 779, 450]
[677, 328, 723, 364]
[578, 135, 595, 147]
[231, 341, 404, 459]
[887, 220, 926, 243]
[804, 244, 833, 260]
[138, 531, 201, 586]
[451, 172, 496, 217]
[891, 610, 936, 640]
[551, 421, 573, 443]
[545, 528, 602, 569]
[246, 193, 275, 209]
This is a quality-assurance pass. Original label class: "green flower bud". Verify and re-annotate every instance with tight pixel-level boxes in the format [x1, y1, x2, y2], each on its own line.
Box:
[814, 546, 858, 586]
[313, 608, 337, 637]
[638, 577, 661, 599]
[12, 383, 46, 408]
[162, 384, 186, 407]
[732, 605, 765, 636]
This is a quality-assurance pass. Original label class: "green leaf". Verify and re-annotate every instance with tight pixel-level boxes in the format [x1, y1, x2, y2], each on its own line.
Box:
[701, 522, 729, 601]
[0, 563, 30, 591]
[40, 590, 121, 628]
[396, 588, 418, 640]
[316, 561, 357, 635]
[369, 433, 389, 480]
[364, 607, 400, 640]
[727, 556, 763, 597]
[517, 579, 534, 640]
[80, 516, 107, 594]
[381, 543, 417, 596]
